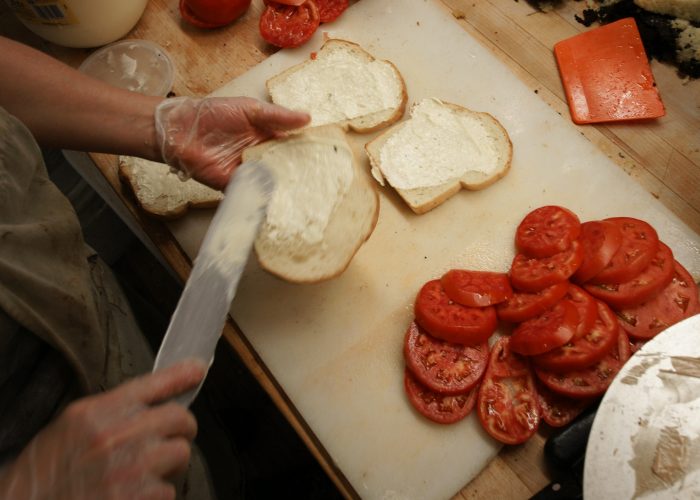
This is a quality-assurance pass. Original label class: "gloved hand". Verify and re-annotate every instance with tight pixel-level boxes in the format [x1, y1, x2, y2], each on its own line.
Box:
[155, 96, 310, 190]
[0, 360, 206, 500]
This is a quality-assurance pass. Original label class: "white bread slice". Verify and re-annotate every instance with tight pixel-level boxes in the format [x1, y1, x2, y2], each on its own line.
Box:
[266, 39, 407, 133]
[242, 125, 379, 283]
[365, 98, 512, 214]
[118, 156, 223, 219]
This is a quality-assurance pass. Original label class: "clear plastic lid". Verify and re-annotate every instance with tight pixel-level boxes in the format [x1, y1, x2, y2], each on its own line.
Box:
[79, 39, 175, 96]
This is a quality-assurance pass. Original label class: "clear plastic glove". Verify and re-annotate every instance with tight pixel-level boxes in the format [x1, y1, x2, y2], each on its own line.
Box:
[0, 360, 206, 500]
[155, 96, 310, 190]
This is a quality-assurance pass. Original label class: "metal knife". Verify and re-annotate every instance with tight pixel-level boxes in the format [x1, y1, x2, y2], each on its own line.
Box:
[152, 161, 274, 406]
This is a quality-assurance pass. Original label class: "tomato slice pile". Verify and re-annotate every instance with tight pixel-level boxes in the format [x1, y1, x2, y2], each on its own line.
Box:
[400, 205, 698, 445]
[259, 0, 350, 48]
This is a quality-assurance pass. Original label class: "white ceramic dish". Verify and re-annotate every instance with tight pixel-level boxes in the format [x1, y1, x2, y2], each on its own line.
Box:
[584, 314, 700, 499]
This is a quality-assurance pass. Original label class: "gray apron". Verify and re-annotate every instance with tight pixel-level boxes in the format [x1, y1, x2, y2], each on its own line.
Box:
[0, 107, 213, 499]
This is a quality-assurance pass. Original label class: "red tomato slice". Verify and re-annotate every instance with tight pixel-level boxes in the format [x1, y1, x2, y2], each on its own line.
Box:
[510, 299, 579, 355]
[404, 369, 478, 425]
[440, 269, 513, 307]
[585, 242, 675, 309]
[403, 321, 489, 395]
[496, 281, 569, 323]
[477, 337, 540, 445]
[515, 206, 581, 258]
[534, 329, 631, 399]
[510, 240, 584, 292]
[589, 217, 659, 284]
[617, 260, 700, 340]
[536, 381, 591, 428]
[259, 0, 320, 48]
[414, 280, 498, 345]
[565, 284, 598, 340]
[312, 0, 349, 22]
[180, 0, 252, 27]
[533, 299, 619, 372]
[263, 0, 306, 5]
[573, 220, 623, 283]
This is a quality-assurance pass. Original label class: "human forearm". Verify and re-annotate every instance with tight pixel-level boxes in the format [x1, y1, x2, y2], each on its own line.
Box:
[0, 36, 163, 160]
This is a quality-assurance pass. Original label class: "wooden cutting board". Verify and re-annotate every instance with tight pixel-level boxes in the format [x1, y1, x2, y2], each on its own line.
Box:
[167, 0, 700, 498]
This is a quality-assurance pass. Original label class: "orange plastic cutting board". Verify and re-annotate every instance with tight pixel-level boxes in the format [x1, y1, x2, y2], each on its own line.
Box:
[554, 17, 665, 124]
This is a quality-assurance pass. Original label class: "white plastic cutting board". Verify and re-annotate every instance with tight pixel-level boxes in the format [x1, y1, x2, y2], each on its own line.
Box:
[167, 1, 700, 498]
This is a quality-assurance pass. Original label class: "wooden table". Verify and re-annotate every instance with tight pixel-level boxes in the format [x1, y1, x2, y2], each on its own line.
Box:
[2, 1, 698, 498]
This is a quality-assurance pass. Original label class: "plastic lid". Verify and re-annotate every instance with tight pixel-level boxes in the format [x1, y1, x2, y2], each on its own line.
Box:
[79, 39, 175, 97]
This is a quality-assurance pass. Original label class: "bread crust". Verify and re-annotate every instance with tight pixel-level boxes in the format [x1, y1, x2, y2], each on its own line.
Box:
[242, 125, 379, 284]
[266, 39, 407, 134]
[118, 157, 222, 220]
[365, 99, 512, 214]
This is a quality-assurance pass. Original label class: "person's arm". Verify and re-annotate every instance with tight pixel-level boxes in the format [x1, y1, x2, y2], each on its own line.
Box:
[0, 36, 311, 190]
[0, 36, 163, 160]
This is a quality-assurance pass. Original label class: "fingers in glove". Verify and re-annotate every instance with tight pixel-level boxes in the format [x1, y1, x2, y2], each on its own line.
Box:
[141, 438, 192, 479]
[106, 402, 198, 449]
[134, 480, 177, 500]
[246, 101, 310, 132]
[117, 359, 207, 407]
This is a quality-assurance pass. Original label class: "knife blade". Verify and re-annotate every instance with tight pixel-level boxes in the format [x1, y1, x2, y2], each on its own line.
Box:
[153, 161, 274, 406]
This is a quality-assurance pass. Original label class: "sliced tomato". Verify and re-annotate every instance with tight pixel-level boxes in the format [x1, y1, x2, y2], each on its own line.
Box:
[414, 279, 498, 345]
[536, 381, 591, 428]
[403, 321, 489, 395]
[259, 0, 320, 48]
[585, 242, 675, 309]
[617, 260, 700, 340]
[313, 0, 348, 22]
[515, 206, 581, 258]
[477, 337, 540, 445]
[534, 329, 631, 399]
[496, 281, 569, 323]
[629, 337, 647, 354]
[510, 299, 579, 355]
[565, 284, 598, 340]
[404, 369, 478, 424]
[440, 269, 513, 307]
[510, 240, 584, 292]
[573, 220, 623, 283]
[589, 217, 659, 284]
[533, 300, 619, 372]
[263, 0, 306, 5]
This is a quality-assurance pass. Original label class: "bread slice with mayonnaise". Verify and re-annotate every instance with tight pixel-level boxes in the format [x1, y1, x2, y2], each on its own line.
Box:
[365, 98, 512, 214]
[266, 39, 407, 133]
[118, 156, 223, 219]
[242, 125, 379, 283]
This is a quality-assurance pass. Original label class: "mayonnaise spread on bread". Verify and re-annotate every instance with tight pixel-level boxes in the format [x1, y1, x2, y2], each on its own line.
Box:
[269, 50, 403, 127]
[260, 139, 354, 247]
[378, 99, 502, 190]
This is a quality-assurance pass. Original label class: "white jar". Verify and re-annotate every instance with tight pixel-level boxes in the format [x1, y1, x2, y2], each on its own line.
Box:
[6, 0, 149, 48]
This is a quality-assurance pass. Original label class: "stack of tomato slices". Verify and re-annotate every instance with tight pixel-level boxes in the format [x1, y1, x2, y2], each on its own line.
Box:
[403, 205, 699, 446]
[259, 0, 350, 48]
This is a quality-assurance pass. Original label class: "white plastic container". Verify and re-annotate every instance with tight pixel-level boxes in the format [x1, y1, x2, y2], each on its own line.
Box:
[6, 0, 149, 48]
[79, 39, 175, 96]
